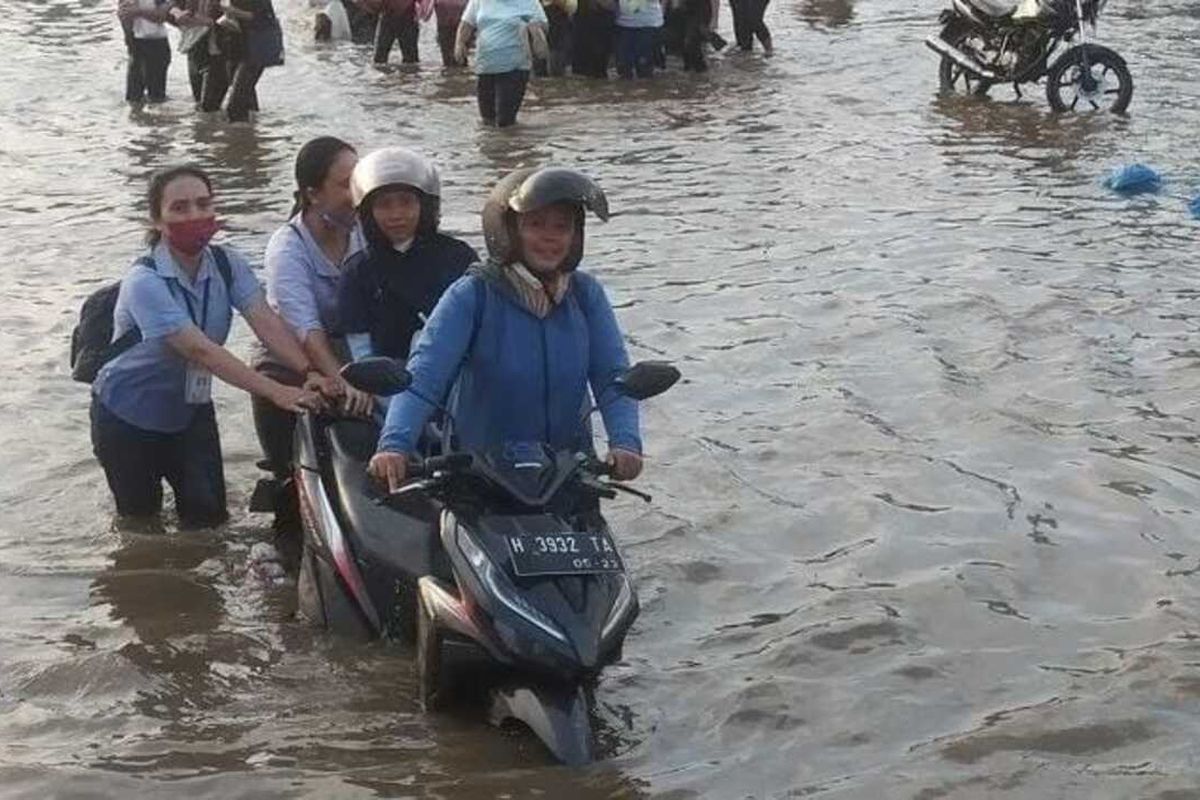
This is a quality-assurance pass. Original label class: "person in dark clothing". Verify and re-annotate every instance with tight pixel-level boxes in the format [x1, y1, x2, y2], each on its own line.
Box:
[571, 0, 616, 78]
[172, 0, 220, 103]
[663, 0, 711, 71]
[224, 0, 284, 122]
[119, 0, 172, 103]
[533, 0, 574, 77]
[728, 0, 771, 54]
[347, 0, 381, 42]
[367, 0, 420, 63]
[336, 148, 479, 373]
[434, 0, 466, 66]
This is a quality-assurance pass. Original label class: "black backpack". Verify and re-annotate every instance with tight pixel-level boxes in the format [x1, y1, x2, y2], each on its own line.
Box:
[70, 247, 233, 384]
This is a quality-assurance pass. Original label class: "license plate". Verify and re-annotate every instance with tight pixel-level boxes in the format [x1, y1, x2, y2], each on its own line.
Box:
[506, 531, 624, 577]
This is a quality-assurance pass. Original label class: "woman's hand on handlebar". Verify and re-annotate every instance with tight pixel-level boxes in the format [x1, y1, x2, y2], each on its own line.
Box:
[340, 381, 375, 418]
[608, 448, 643, 481]
[368, 451, 408, 493]
[304, 371, 342, 400]
[271, 384, 323, 414]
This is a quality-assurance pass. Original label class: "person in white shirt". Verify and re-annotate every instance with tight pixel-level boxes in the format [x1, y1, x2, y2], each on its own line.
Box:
[118, 0, 173, 103]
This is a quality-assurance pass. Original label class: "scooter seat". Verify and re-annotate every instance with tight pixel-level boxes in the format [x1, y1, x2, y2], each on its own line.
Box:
[326, 418, 442, 579]
[965, 0, 1016, 16]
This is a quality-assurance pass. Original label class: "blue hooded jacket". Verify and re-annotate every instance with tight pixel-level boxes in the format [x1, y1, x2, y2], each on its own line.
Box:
[377, 265, 641, 458]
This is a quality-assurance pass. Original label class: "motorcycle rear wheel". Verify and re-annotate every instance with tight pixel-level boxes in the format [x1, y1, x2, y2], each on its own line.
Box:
[1046, 44, 1133, 114]
[937, 26, 994, 97]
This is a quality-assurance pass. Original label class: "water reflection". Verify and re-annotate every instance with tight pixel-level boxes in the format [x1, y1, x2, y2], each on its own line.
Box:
[89, 533, 228, 721]
[796, 0, 856, 29]
[928, 94, 1115, 175]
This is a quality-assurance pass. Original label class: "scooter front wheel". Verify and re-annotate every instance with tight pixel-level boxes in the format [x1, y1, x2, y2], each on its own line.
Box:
[1046, 44, 1132, 114]
[416, 592, 453, 711]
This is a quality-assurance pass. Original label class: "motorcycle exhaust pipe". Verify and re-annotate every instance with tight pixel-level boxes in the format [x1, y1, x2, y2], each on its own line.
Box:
[925, 34, 999, 81]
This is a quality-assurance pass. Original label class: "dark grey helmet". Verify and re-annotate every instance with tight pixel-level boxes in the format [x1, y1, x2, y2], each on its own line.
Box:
[481, 167, 609, 271]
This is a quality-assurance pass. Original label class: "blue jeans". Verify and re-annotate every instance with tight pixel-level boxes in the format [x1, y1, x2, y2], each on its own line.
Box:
[616, 25, 659, 79]
[91, 397, 227, 528]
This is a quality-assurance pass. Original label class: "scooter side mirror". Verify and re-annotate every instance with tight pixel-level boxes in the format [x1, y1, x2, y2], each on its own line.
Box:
[340, 357, 412, 397]
[612, 361, 681, 401]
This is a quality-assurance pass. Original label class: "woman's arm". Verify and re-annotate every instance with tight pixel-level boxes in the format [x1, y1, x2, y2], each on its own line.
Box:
[165, 326, 314, 411]
[243, 300, 340, 400]
[454, 0, 477, 61]
[579, 275, 643, 457]
[368, 277, 481, 490]
[243, 299, 314, 375]
[375, 276, 482, 455]
[453, 20, 475, 63]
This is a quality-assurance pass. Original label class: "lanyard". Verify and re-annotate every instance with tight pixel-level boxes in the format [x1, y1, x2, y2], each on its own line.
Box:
[179, 276, 212, 331]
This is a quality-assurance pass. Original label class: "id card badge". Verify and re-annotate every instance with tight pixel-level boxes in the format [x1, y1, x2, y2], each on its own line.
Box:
[185, 364, 213, 404]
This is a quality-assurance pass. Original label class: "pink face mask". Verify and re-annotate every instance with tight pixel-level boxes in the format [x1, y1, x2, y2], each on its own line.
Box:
[165, 217, 221, 256]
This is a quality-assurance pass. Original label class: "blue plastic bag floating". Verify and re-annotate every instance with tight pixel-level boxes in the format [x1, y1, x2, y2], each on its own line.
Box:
[1103, 163, 1163, 195]
[1190, 195, 1200, 220]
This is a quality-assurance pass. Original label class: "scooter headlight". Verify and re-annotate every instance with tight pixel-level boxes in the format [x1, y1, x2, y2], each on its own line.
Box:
[457, 528, 569, 645]
[601, 574, 636, 642]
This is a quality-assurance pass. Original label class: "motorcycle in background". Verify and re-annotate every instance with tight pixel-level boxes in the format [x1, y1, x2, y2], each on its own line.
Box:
[925, 0, 1133, 113]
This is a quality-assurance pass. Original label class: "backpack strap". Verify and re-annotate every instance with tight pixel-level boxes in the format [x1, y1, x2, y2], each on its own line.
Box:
[107, 255, 158, 354]
[210, 244, 234, 290]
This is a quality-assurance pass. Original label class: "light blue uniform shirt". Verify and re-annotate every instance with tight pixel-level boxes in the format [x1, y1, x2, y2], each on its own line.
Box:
[263, 214, 363, 341]
[93, 242, 265, 434]
[462, 0, 547, 75]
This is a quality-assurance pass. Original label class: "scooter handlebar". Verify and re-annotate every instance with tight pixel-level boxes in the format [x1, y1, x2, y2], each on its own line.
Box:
[407, 452, 474, 479]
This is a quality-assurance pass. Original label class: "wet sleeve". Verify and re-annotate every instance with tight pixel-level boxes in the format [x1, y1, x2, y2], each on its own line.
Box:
[580, 275, 641, 454]
[334, 262, 372, 335]
[225, 247, 267, 314]
[377, 276, 481, 455]
[265, 228, 322, 336]
[123, 267, 194, 340]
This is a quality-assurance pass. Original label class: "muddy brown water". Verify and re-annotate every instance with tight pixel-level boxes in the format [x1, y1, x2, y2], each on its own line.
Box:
[2, 0, 1199, 797]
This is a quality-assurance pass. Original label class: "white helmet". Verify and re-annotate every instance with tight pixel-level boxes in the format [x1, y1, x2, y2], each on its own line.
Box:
[350, 147, 441, 209]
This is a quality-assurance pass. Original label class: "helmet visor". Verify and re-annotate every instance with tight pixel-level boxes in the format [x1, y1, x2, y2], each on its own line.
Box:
[507, 168, 610, 222]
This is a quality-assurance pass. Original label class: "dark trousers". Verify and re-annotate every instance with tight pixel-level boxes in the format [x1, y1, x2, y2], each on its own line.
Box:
[374, 10, 419, 64]
[729, 0, 771, 51]
[476, 69, 529, 127]
[436, 23, 458, 66]
[200, 54, 234, 111]
[251, 362, 303, 478]
[226, 61, 264, 121]
[667, 0, 712, 71]
[533, 7, 573, 77]
[615, 25, 658, 79]
[91, 398, 227, 528]
[571, 7, 615, 78]
[126, 37, 171, 102]
[186, 42, 210, 104]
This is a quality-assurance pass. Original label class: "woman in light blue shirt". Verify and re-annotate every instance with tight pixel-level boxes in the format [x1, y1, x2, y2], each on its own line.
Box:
[91, 166, 332, 527]
[454, 0, 547, 127]
[254, 137, 373, 478]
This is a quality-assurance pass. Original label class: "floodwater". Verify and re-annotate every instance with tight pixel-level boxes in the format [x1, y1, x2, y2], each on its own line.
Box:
[2, 0, 1199, 796]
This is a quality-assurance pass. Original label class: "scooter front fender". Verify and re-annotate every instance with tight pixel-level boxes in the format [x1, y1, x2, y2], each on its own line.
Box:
[488, 682, 595, 766]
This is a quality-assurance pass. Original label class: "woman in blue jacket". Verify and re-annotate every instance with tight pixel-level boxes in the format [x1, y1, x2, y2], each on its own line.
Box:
[367, 167, 642, 491]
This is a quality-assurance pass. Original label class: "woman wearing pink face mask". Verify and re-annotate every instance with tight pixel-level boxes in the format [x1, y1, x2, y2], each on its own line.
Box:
[90, 165, 336, 528]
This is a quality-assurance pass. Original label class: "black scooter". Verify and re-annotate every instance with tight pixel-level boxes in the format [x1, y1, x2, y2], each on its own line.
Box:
[281, 358, 679, 764]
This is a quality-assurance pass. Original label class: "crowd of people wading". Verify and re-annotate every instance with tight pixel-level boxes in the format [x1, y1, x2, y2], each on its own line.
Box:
[118, 0, 773, 126]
